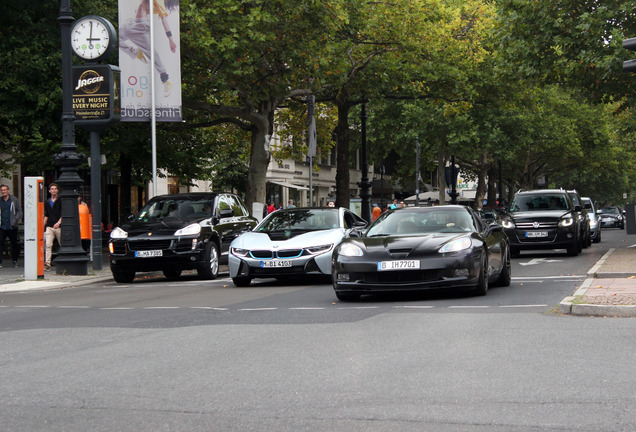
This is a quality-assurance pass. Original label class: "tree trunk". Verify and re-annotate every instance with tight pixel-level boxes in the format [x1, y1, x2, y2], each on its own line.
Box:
[437, 149, 446, 204]
[487, 164, 498, 206]
[474, 153, 489, 211]
[245, 109, 273, 213]
[334, 100, 352, 208]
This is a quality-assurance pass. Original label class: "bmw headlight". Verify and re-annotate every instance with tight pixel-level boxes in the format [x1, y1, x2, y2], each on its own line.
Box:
[501, 219, 515, 229]
[558, 217, 574, 227]
[174, 223, 201, 236]
[338, 243, 363, 257]
[438, 237, 472, 253]
[231, 247, 249, 257]
[305, 244, 333, 255]
[110, 227, 128, 239]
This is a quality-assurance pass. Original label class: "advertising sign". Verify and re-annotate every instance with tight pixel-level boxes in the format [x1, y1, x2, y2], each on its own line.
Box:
[118, 0, 182, 122]
[72, 64, 121, 129]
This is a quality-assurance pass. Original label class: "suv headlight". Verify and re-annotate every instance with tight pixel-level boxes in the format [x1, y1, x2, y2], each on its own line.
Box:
[174, 224, 201, 236]
[110, 227, 128, 239]
[501, 219, 515, 229]
[559, 217, 574, 227]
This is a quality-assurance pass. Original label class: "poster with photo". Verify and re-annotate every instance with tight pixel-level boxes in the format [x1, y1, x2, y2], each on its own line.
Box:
[118, 0, 182, 122]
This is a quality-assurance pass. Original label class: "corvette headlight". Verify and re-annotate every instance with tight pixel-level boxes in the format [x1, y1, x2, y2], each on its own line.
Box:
[501, 219, 515, 229]
[305, 244, 333, 255]
[174, 224, 201, 236]
[558, 217, 574, 227]
[231, 247, 249, 257]
[110, 227, 128, 239]
[338, 243, 363, 257]
[438, 237, 472, 253]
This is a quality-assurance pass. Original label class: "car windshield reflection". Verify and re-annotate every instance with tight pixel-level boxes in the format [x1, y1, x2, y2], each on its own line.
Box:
[137, 198, 213, 222]
[366, 208, 475, 237]
[257, 209, 339, 233]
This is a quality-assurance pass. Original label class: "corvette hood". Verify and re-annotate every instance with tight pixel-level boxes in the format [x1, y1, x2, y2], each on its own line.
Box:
[354, 233, 469, 256]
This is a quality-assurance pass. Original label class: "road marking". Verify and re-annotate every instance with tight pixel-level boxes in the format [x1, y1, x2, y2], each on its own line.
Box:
[238, 307, 278, 311]
[190, 307, 229, 310]
[143, 307, 180, 310]
[289, 307, 326, 310]
[14, 305, 50, 308]
[56, 306, 90, 309]
[519, 258, 563, 266]
[100, 307, 134, 310]
[499, 304, 548, 308]
[512, 275, 584, 280]
[337, 306, 380, 310]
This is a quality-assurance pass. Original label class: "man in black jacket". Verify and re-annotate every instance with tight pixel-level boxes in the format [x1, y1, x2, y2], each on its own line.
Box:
[0, 184, 23, 268]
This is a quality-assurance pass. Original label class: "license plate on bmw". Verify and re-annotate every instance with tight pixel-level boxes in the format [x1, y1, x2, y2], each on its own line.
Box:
[260, 260, 292, 268]
[135, 250, 163, 258]
[377, 260, 420, 271]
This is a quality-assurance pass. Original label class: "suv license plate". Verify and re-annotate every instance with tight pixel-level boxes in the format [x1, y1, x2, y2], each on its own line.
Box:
[261, 260, 292, 268]
[135, 250, 163, 258]
[378, 260, 420, 271]
[525, 231, 548, 238]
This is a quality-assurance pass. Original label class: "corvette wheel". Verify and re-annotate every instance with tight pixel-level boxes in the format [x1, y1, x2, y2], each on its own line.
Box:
[474, 252, 488, 296]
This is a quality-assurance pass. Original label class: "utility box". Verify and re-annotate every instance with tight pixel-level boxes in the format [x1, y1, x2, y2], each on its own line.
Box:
[24, 177, 45, 280]
[626, 203, 636, 235]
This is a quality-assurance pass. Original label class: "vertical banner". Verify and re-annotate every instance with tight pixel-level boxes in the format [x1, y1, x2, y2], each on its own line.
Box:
[118, 0, 182, 122]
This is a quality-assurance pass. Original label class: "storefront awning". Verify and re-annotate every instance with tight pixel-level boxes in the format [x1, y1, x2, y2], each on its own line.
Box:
[268, 180, 310, 191]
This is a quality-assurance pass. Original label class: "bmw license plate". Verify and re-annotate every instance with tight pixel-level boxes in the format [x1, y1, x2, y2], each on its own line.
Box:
[260, 260, 292, 268]
[525, 231, 548, 238]
[377, 260, 420, 271]
[135, 250, 163, 258]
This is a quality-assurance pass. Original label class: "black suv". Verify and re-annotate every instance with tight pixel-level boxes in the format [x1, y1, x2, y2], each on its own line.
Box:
[502, 189, 583, 257]
[109, 193, 257, 283]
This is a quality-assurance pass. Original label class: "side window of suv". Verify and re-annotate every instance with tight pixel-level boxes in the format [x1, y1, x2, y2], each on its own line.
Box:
[226, 195, 246, 217]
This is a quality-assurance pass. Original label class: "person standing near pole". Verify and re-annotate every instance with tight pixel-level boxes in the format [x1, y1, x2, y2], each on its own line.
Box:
[43, 183, 62, 270]
[0, 184, 23, 268]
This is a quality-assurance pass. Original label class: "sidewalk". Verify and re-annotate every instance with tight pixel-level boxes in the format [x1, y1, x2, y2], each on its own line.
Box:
[559, 247, 636, 317]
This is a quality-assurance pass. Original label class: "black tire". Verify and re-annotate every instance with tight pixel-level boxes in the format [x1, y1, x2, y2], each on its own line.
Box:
[593, 231, 601, 243]
[198, 242, 219, 280]
[232, 276, 252, 287]
[163, 269, 182, 280]
[112, 267, 135, 283]
[335, 291, 361, 302]
[494, 246, 511, 287]
[474, 252, 489, 296]
[567, 240, 579, 256]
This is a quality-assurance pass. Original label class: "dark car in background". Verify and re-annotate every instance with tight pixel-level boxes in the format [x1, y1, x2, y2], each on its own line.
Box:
[332, 205, 511, 301]
[581, 197, 601, 243]
[598, 206, 625, 230]
[502, 189, 583, 257]
[109, 193, 257, 283]
[567, 190, 591, 247]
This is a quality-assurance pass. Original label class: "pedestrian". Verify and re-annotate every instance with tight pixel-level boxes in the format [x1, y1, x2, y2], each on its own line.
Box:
[0, 184, 23, 268]
[372, 205, 382, 221]
[286, 199, 296, 209]
[390, 198, 398, 210]
[267, 201, 276, 214]
[43, 183, 62, 270]
[78, 196, 91, 253]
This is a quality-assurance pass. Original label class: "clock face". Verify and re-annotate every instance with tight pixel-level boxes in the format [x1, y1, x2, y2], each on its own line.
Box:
[71, 16, 113, 61]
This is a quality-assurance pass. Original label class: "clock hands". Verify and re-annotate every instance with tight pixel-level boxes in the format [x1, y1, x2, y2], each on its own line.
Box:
[86, 21, 100, 50]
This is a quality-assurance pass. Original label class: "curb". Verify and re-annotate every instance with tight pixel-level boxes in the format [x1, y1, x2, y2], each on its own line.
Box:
[559, 248, 636, 317]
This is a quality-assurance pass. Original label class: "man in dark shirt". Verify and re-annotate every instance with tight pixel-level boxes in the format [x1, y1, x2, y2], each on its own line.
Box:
[43, 183, 62, 270]
[0, 184, 23, 268]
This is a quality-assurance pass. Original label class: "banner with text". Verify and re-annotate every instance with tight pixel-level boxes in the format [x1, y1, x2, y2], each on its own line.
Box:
[118, 0, 182, 122]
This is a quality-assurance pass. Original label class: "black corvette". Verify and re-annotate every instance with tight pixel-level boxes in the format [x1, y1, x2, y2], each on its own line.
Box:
[332, 205, 511, 301]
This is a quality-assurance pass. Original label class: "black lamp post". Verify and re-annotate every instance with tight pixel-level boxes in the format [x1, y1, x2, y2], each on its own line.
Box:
[55, 1, 89, 275]
[358, 100, 371, 222]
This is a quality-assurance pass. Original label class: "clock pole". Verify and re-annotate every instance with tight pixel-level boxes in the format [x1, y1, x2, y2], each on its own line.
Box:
[55, 0, 89, 275]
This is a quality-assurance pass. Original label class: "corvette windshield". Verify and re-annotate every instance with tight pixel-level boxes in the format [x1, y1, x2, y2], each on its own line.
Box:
[366, 208, 475, 236]
[257, 209, 339, 232]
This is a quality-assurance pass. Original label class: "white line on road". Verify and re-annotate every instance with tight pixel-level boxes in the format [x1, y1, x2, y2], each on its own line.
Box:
[499, 304, 548, 308]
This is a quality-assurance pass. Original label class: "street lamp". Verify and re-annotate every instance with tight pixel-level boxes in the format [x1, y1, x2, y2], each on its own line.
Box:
[358, 100, 371, 222]
[55, 0, 89, 275]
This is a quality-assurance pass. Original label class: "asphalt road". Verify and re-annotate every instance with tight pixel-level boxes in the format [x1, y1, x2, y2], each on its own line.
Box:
[1, 229, 634, 431]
